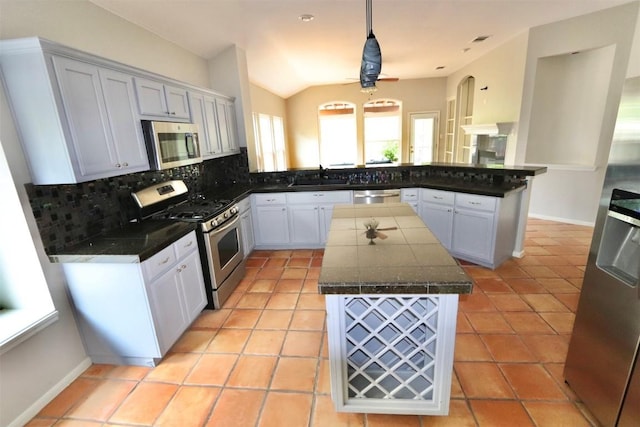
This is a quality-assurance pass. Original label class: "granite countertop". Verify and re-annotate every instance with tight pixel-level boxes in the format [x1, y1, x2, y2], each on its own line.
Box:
[249, 178, 526, 198]
[318, 203, 473, 295]
[49, 220, 197, 264]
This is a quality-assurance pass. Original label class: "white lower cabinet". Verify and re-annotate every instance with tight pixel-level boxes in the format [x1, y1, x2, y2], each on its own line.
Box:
[62, 231, 206, 366]
[287, 191, 352, 248]
[418, 189, 520, 269]
[252, 193, 290, 247]
[401, 188, 419, 212]
[252, 191, 352, 249]
[288, 204, 322, 245]
[419, 189, 455, 249]
[237, 196, 255, 258]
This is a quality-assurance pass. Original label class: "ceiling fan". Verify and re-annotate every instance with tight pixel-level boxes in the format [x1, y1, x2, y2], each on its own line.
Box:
[359, 0, 397, 92]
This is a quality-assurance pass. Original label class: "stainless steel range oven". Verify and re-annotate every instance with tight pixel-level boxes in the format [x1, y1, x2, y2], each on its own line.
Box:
[200, 202, 245, 308]
[132, 180, 245, 309]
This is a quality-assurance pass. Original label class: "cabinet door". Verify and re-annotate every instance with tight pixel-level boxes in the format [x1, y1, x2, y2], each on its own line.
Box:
[188, 92, 213, 157]
[451, 208, 495, 262]
[99, 68, 149, 173]
[147, 267, 188, 355]
[225, 100, 240, 151]
[319, 205, 335, 245]
[289, 204, 321, 246]
[51, 56, 119, 179]
[420, 202, 453, 249]
[165, 85, 190, 119]
[254, 205, 289, 246]
[134, 78, 169, 117]
[215, 98, 231, 152]
[240, 210, 256, 257]
[216, 98, 239, 153]
[177, 250, 207, 324]
[204, 97, 223, 156]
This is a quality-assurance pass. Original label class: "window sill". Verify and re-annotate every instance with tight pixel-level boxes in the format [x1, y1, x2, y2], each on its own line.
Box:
[0, 308, 59, 355]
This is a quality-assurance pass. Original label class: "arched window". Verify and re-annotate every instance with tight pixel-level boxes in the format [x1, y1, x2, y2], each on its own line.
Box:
[318, 102, 357, 167]
[364, 99, 401, 164]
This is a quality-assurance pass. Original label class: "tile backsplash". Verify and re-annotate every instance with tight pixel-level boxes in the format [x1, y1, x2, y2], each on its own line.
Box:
[26, 149, 250, 255]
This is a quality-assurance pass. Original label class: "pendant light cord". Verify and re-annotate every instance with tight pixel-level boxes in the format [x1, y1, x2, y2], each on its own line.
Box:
[366, 0, 372, 36]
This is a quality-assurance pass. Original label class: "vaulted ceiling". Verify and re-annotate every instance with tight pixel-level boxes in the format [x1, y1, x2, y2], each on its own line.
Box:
[89, 0, 629, 98]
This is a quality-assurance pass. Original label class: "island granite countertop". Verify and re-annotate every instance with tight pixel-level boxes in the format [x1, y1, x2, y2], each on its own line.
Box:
[318, 203, 473, 295]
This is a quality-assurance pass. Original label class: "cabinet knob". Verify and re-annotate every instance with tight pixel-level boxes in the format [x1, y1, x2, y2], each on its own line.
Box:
[115, 163, 121, 168]
[122, 162, 128, 167]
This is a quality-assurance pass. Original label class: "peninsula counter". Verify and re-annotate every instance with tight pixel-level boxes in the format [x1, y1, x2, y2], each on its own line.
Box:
[319, 203, 472, 416]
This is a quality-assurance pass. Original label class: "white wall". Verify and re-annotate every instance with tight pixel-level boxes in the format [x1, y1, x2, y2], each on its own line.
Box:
[0, 83, 90, 427]
[445, 32, 529, 165]
[0, 1, 213, 425]
[0, 0, 210, 88]
[285, 78, 447, 169]
[517, 2, 639, 224]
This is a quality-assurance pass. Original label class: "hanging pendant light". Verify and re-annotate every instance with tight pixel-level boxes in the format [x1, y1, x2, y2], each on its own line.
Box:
[360, 0, 381, 93]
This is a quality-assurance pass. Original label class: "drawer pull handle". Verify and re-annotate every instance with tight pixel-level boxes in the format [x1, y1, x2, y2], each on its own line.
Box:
[159, 257, 170, 265]
[185, 241, 193, 247]
[433, 196, 443, 200]
[469, 201, 481, 205]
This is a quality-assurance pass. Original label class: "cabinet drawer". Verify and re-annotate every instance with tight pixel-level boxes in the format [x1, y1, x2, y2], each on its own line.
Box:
[286, 190, 352, 205]
[143, 244, 177, 281]
[236, 196, 251, 213]
[401, 188, 419, 201]
[174, 231, 198, 259]
[421, 189, 455, 206]
[253, 193, 287, 205]
[455, 193, 497, 212]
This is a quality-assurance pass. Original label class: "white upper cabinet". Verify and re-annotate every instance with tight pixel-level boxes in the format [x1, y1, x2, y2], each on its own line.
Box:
[52, 57, 151, 180]
[188, 91, 238, 159]
[134, 77, 190, 121]
[215, 97, 239, 154]
[0, 38, 240, 184]
[0, 38, 151, 184]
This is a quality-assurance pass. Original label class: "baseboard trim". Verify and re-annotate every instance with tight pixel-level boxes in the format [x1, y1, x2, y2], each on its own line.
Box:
[7, 357, 92, 427]
[528, 213, 595, 227]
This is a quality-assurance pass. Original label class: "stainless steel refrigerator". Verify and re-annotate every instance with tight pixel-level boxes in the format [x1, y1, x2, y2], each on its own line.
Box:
[564, 76, 640, 426]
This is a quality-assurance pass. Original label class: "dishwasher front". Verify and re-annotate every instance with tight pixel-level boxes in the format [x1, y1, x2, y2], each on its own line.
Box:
[353, 189, 401, 204]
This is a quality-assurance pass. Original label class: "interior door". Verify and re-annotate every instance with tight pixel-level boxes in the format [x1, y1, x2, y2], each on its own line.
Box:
[410, 112, 438, 164]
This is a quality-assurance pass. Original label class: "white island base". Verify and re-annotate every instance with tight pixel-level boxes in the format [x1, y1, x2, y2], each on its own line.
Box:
[325, 293, 458, 415]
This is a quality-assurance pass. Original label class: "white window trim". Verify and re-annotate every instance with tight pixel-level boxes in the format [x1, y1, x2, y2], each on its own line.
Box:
[0, 141, 58, 355]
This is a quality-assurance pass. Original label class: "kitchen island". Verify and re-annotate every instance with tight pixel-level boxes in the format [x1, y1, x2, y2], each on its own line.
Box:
[319, 203, 472, 416]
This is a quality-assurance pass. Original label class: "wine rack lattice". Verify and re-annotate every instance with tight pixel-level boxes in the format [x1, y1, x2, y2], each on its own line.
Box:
[344, 296, 439, 400]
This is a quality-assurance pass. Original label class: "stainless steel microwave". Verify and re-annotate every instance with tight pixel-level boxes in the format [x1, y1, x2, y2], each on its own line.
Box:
[141, 120, 202, 170]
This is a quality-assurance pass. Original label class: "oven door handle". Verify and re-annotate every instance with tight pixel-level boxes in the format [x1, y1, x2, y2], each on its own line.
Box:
[208, 214, 240, 235]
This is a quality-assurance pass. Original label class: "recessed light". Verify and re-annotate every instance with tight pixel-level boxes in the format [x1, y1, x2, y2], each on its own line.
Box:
[299, 14, 314, 22]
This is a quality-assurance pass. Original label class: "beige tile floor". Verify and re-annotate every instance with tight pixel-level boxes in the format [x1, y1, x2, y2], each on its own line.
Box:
[26, 218, 599, 427]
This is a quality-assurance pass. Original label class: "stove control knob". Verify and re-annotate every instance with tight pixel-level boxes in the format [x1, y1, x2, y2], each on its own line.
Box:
[210, 219, 218, 228]
[223, 212, 229, 219]
[230, 206, 238, 215]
